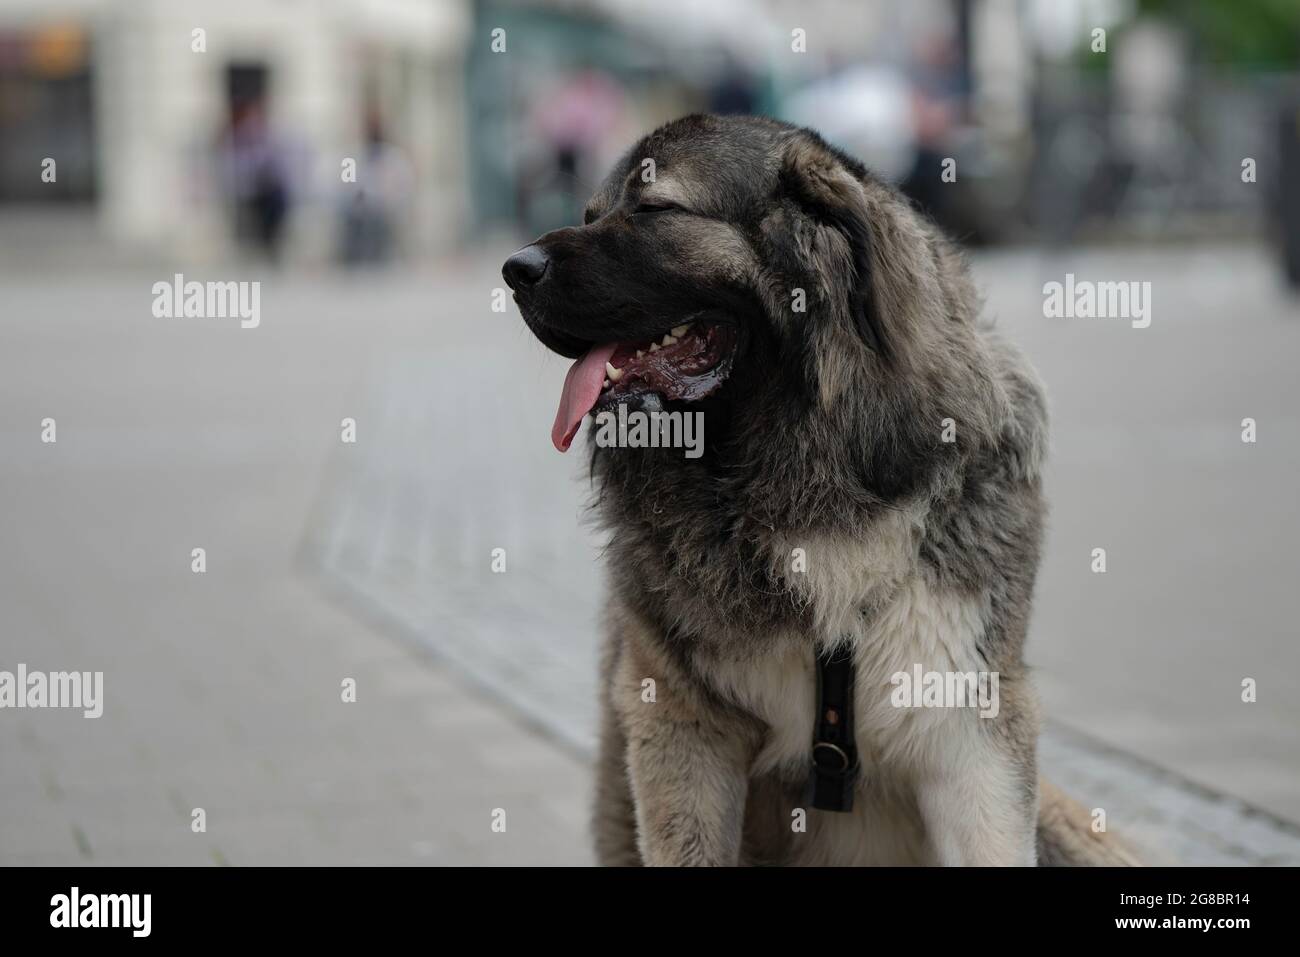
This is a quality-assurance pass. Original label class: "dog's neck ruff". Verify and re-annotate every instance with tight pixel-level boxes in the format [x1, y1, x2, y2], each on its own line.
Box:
[808, 644, 859, 812]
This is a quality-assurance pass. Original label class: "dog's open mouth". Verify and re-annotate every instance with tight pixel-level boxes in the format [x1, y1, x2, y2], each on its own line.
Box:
[551, 319, 736, 452]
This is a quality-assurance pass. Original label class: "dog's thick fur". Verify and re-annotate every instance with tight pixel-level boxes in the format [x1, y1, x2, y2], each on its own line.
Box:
[511, 114, 1137, 866]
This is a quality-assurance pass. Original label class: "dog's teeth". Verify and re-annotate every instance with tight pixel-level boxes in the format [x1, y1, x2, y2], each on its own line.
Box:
[649, 342, 660, 352]
[671, 325, 688, 338]
[603, 379, 611, 389]
[606, 362, 624, 382]
[635, 350, 644, 359]
[662, 334, 677, 346]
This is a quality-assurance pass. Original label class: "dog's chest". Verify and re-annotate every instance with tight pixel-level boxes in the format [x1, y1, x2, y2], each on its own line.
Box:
[703, 575, 990, 779]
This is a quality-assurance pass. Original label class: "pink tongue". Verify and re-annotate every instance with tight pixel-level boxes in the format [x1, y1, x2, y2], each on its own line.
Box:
[551, 343, 618, 452]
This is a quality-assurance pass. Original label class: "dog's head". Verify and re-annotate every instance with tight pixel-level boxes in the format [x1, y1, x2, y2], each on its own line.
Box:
[506, 114, 1012, 500]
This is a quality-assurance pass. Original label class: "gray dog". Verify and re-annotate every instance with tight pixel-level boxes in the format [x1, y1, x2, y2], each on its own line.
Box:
[504, 114, 1136, 866]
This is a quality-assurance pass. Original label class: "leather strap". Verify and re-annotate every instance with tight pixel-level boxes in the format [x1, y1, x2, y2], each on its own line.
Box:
[807, 644, 859, 812]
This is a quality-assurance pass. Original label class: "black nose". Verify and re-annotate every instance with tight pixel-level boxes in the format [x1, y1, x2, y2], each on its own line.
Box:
[502, 245, 550, 290]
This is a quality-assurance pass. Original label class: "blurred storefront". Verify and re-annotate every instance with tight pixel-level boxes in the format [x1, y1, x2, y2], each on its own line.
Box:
[465, 0, 1038, 243]
[2, 0, 1293, 263]
[0, 0, 470, 264]
[0, 21, 96, 204]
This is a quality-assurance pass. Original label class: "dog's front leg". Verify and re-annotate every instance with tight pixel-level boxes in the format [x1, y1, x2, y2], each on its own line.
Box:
[613, 639, 760, 867]
[916, 712, 1039, 867]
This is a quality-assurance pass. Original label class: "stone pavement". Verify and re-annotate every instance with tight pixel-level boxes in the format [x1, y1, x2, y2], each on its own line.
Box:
[302, 292, 1300, 865]
[2, 243, 1298, 865]
[0, 263, 591, 865]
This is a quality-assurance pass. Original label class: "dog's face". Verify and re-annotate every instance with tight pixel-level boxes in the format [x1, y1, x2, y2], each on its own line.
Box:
[506, 114, 1006, 504]
[506, 114, 896, 453]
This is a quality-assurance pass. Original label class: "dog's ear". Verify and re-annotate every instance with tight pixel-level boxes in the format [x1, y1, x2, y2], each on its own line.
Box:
[776, 134, 888, 359]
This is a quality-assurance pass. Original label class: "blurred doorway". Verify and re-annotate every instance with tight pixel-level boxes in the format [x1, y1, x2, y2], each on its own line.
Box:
[0, 25, 96, 203]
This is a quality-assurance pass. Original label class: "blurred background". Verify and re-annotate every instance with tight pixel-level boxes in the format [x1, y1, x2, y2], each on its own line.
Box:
[1, 0, 1298, 865]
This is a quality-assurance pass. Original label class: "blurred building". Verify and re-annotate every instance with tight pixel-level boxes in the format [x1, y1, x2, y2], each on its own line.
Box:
[467, 0, 781, 237]
[3, 0, 1292, 261]
[465, 0, 1041, 242]
[0, 0, 470, 264]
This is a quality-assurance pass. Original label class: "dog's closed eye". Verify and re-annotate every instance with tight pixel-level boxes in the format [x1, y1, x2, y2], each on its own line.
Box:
[633, 201, 683, 215]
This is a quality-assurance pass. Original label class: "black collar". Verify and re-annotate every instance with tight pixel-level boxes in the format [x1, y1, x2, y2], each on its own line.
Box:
[807, 644, 859, 812]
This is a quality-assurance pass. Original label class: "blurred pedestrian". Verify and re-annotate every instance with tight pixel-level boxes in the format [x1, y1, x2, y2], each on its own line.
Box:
[339, 110, 414, 266]
[216, 92, 298, 263]
[708, 53, 759, 116]
[1277, 93, 1300, 290]
[528, 67, 624, 229]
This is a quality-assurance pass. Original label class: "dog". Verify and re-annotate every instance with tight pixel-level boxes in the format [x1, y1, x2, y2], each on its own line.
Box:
[504, 114, 1137, 866]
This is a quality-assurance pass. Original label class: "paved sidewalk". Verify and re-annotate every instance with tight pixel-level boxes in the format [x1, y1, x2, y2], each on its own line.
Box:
[300, 243, 1300, 864]
[305, 349, 1300, 864]
[2, 244, 1297, 865]
[0, 263, 591, 866]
